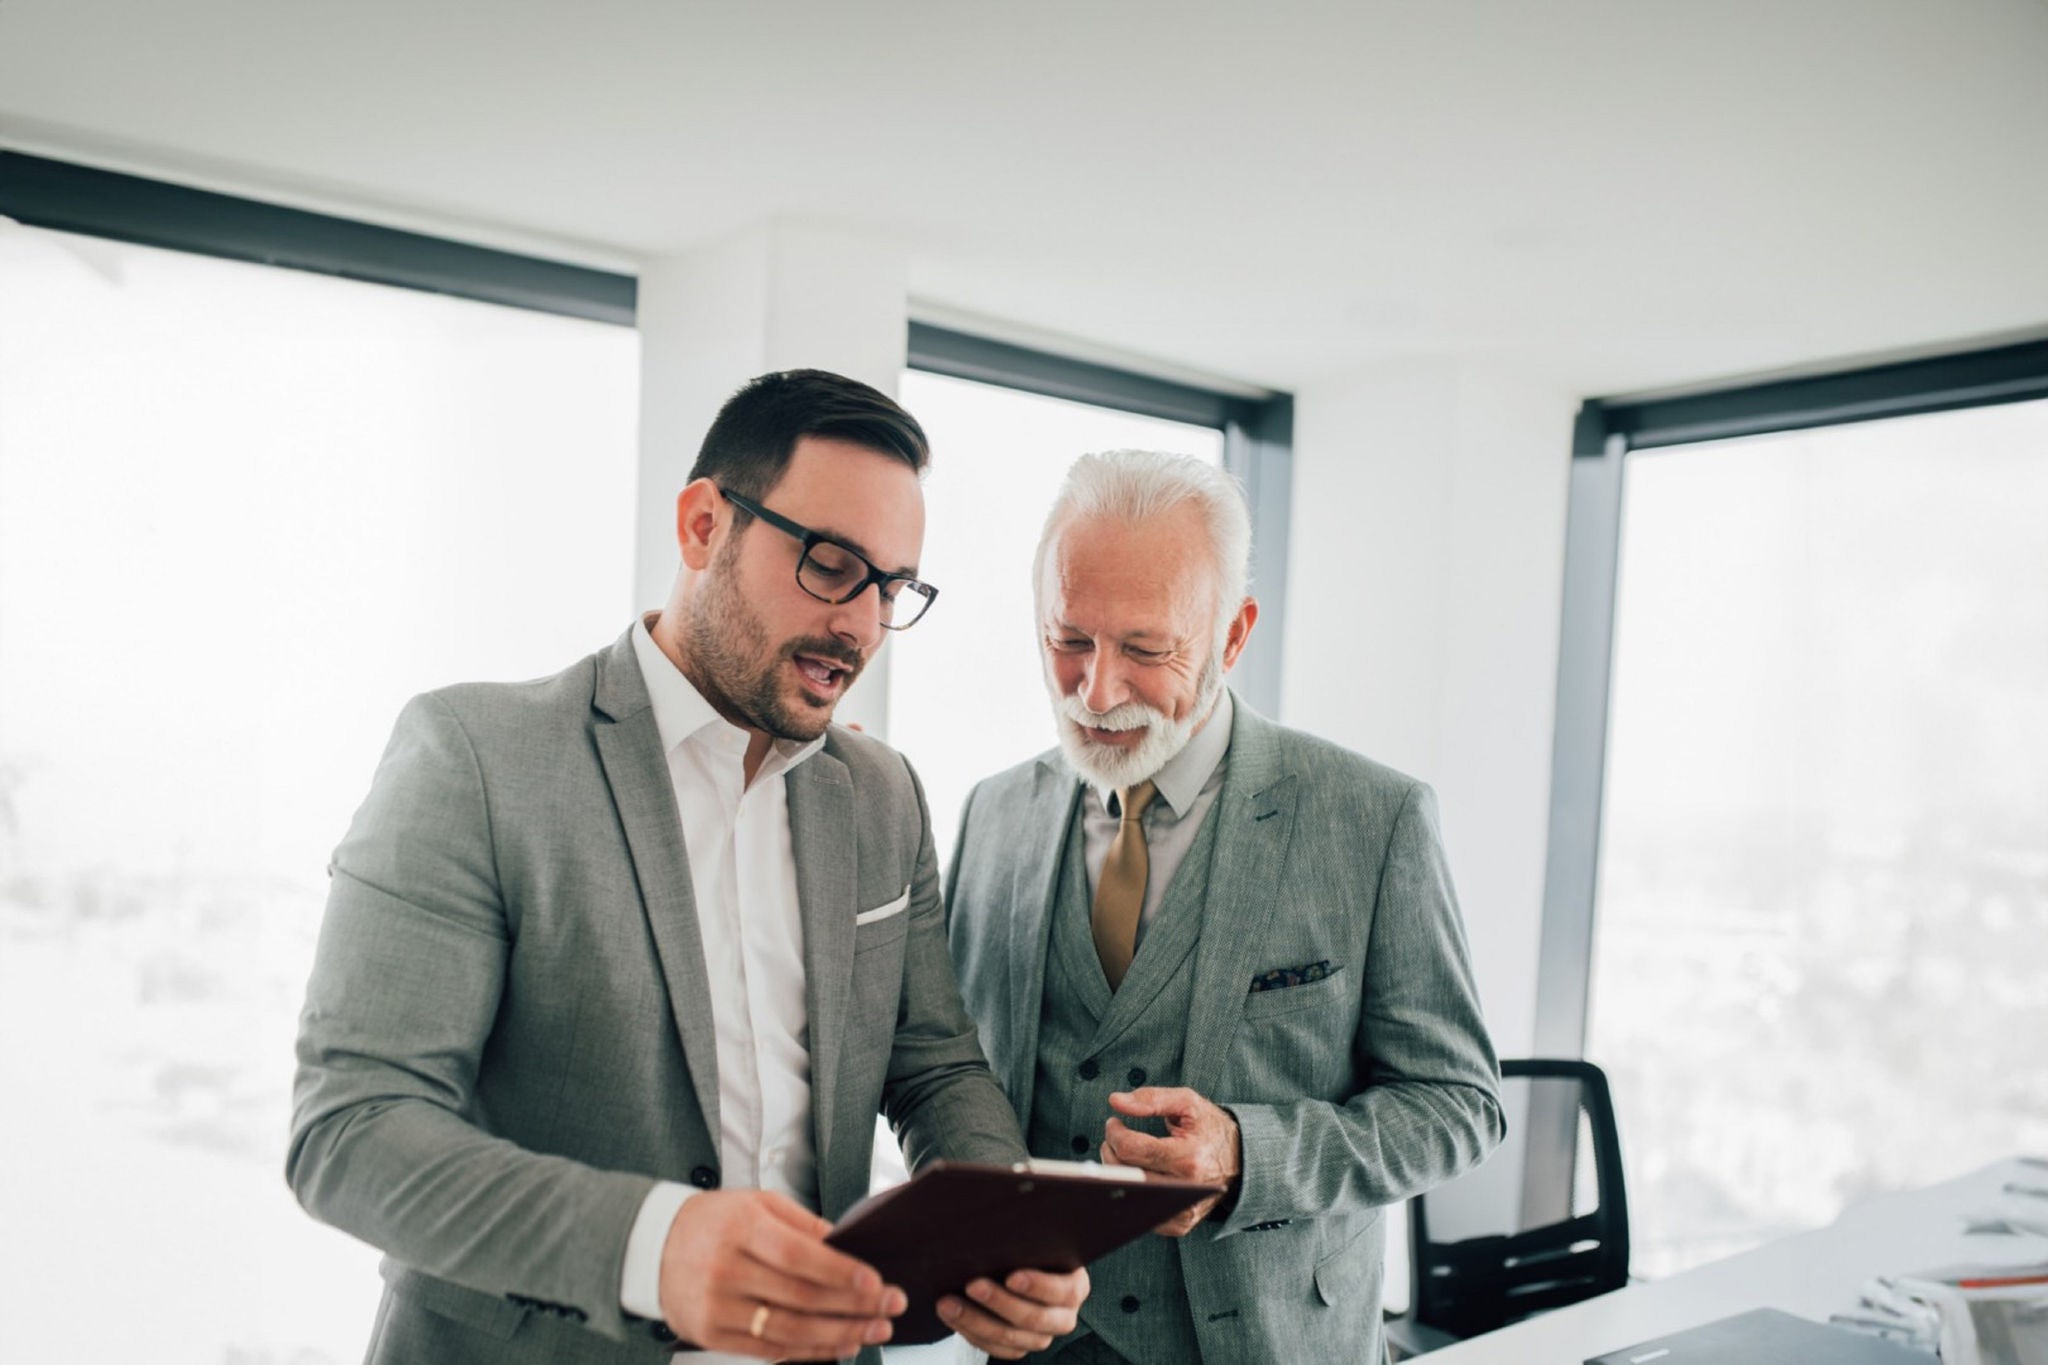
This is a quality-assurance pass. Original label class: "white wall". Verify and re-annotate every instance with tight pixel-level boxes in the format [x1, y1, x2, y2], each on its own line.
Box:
[1279, 360, 1578, 1057]
[634, 221, 911, 735]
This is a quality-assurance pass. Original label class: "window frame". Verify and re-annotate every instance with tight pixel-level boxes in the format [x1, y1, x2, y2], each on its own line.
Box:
[2, 155, 1295, 713]
[1536, 337, 2048, 1058]
[0, 149, 635, 324]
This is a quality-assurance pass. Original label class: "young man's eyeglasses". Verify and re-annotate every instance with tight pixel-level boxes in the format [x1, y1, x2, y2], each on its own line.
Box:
[718, 487, 939, 630]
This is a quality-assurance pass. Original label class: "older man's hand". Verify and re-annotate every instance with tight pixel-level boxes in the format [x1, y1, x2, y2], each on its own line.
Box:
[1099, 1086, 1242, 1237]
[936, 1265, 1089, 1360]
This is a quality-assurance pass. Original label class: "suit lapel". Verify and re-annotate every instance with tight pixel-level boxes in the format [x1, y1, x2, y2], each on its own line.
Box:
[590, 630, 722, 1152]
[787, 749, 856, 1177]
[1009, 759, 1082, 1121]
[1182, 701, 1300, 1099]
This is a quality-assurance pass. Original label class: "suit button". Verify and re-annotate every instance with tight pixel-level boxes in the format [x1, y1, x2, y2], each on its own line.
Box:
[1127, 1067, 1147, 1087]
[690, 1166, 719, 1189]
[1121, 1295, 1141, 1314]
[1071, 1135, 1090, 1155]
[1078, 1058, 1100, 1080]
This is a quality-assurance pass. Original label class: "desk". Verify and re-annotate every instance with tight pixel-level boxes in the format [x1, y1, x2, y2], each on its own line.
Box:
[1426, 1157, 2048, 1363]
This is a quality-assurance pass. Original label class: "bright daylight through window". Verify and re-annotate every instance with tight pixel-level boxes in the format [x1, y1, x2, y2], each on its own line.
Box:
[0, 224, 640, 1363]
[1587, 398, 2048, 1278]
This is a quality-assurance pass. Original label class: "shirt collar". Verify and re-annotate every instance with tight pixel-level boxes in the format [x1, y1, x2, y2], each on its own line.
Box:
[1091, 688, 1234, 818]
[631, 616, 826, 775]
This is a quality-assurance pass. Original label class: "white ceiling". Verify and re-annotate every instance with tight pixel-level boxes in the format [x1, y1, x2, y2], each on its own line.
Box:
[4, 0, 2046, 398]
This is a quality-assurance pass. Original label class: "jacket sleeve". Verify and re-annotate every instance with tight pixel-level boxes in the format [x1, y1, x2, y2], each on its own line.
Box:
[1217, 781, 1505, 1234]
[882, 760, 1030, 1170]
[286, 693, 654, 1342]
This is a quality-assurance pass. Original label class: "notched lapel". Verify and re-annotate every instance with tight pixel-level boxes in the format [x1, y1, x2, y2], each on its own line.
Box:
[593, 705, 723, 1153]
[788, 752, 855, 1172]
[1008, 761, 1081, 1121]
[1182, 706, 1300, 1098]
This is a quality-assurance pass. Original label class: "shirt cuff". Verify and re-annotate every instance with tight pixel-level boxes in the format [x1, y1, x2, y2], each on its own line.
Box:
[620, 1181, 696, 1321]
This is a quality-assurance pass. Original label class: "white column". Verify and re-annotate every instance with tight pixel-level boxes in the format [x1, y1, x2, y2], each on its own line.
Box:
[634, 223, 910, 737]
[1279, 360, 1577, 1058]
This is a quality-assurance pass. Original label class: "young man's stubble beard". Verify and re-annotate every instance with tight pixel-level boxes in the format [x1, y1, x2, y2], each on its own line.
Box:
[687, 529, 866, 743]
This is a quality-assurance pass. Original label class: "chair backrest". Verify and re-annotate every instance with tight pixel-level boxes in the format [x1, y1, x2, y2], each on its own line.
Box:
[1408, 1058, 1630, 1339]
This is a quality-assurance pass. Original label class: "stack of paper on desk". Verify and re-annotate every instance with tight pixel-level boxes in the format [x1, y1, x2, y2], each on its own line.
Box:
[1836, 1262, 2048, 1365]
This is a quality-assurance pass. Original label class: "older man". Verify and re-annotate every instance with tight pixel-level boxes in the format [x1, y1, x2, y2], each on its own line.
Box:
[947, 450, 1505, 1364]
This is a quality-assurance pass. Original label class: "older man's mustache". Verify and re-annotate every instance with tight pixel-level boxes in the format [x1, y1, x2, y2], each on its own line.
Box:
[1060, 697, 1164, 733]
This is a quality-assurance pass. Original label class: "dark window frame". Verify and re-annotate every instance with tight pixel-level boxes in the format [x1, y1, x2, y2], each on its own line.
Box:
[1537, 337, 2048, 1058]
[1, 151, 1295, 713]
[0, 149, 635, 324]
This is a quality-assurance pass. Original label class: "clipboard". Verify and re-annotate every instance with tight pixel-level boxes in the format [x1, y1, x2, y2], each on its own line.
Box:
[825, 1159, 1227, 1345]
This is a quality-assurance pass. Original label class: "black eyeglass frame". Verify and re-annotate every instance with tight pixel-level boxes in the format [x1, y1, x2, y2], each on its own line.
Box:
[717, 486, 939, 630]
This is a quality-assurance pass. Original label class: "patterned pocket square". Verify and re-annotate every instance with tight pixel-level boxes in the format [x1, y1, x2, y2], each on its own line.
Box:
[1248, 960, 1337, 993]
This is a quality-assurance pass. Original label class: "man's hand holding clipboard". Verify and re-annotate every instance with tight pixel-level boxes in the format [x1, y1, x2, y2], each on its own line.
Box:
[825, 1158, 1227, 1348]
[656, 1185, 1090, 1360]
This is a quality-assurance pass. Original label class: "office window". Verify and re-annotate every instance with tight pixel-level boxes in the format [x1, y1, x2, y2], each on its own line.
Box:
[0, 226, 638, 1362]
[886, 369, 1226, 861]
[1585, 397, 2048, 1276]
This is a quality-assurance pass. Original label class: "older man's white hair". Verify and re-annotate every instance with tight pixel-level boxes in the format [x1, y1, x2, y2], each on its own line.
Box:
[1033, 449, 1253, 638]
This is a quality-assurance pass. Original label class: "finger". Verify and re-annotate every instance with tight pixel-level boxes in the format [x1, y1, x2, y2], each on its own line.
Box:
[754, 1189, 837, 1239]
[959, 1274, 1081, 1336]
[708, 1299, 891, 1360]
[1108, 1085, 1197, 1118]
[1103, 1117, 1180, 1169]
[937, 1294, 1059, 1360]
[724, 1256, 909, 1320]
[1003, 1267, 1090, 1309]
[1167, 1193, 1221, 1236]
[743, 1216, 889, 1299]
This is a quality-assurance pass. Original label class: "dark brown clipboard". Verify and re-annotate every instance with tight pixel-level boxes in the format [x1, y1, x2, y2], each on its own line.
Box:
[824, 1159, 1226, 1346]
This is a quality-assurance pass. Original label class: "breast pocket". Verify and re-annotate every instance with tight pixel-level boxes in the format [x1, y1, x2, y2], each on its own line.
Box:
[853, 886, 912, 955]
[1241, 965, 1348, 1019]
[853, 911, 911, 955]
[1231, 967, 1353, 1099]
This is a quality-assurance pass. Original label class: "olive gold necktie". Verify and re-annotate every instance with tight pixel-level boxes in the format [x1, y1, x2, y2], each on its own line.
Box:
[1091, 779, 1159, 990]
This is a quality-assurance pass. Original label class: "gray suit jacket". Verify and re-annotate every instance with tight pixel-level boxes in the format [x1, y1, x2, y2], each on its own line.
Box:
[289, 626, 1026, 1363]
[948, 697, 1504, 1364]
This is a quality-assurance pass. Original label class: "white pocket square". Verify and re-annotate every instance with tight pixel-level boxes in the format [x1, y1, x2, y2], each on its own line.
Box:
[854, 887, 911, 926]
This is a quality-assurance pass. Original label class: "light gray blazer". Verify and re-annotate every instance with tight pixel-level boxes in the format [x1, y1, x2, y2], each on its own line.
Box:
[948, 698, 1505, 1364]
[289, 627, 1026, 1363]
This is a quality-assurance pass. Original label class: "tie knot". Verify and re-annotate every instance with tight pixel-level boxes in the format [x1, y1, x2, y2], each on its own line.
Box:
[1115, 780, 1159, 824]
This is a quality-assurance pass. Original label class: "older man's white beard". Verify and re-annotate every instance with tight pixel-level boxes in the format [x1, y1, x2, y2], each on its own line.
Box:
[1053, 657, 1225, 793]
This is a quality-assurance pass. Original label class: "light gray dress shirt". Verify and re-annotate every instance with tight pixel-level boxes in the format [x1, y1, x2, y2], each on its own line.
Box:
[1079, 691, 1234, 949]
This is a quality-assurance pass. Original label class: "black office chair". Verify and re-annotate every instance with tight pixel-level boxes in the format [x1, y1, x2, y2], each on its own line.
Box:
[1386, 1058, 1630, 1358]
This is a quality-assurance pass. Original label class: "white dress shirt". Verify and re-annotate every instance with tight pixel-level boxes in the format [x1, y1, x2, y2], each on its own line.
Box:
[1080, 690, 1234, 948]
[618, 620, 826, 1332]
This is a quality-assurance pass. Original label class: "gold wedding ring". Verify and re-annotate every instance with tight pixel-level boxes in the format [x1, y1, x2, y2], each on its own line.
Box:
[748, 1304, 772, 1340]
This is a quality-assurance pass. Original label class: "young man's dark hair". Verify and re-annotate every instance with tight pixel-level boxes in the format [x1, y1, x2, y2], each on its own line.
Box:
[687, 369, 930, 514]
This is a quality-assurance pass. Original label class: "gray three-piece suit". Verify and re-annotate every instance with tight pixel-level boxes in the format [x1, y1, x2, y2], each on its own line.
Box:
[948, 697, 1505, 1364]
[288, 627, 1025, 1363]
